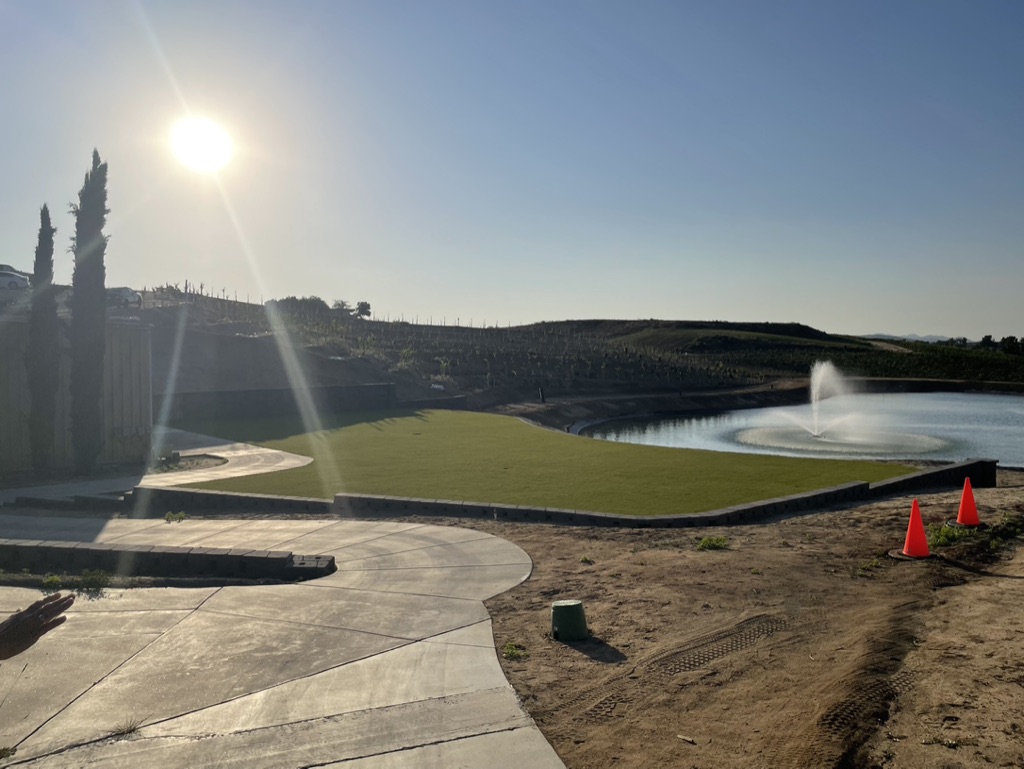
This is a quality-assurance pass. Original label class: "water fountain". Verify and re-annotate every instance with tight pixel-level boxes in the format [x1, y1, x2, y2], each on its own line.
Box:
[808, 360, 848, 437]
[733, 361, 950, 456]
[588, 361, 1024, 463]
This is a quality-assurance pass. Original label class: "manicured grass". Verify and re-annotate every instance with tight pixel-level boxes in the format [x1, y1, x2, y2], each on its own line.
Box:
[184, 409, 916, 516]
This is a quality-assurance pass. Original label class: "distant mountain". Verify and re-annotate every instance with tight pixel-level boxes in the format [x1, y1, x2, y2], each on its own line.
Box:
[865, 333, 951, 344]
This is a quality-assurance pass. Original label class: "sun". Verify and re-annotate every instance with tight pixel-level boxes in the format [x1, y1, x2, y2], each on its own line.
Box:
[170, 116, 233, 173]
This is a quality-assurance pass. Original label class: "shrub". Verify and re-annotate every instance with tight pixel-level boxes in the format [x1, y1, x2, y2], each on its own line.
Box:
[696, 536, 729, 551]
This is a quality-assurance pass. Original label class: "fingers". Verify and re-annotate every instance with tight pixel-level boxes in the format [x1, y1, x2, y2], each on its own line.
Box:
[16, 593, 75, 626]
[27, 593, 75, 614]
[1, 593, 75, 660]
[38, 614, 68, 633]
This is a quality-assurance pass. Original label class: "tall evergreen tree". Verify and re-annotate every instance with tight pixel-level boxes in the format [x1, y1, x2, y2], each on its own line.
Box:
[70, 150, 109, 474]
[26, 205, 59, 475]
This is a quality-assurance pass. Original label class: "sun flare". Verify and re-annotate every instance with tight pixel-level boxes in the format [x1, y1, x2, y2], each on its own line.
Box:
[170, 116, 233, 173]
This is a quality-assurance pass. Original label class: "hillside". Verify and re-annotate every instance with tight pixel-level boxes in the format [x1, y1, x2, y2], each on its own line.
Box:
[137, 295, 1024, 409]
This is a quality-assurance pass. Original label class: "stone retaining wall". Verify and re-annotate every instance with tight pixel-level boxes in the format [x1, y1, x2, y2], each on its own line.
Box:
[158, 382, 395, 422]
[0, 538, 335, 580]
[127, 487, 334, 515]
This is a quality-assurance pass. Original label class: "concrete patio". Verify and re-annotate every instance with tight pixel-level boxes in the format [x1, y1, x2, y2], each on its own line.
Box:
[0, 512, 566, 768]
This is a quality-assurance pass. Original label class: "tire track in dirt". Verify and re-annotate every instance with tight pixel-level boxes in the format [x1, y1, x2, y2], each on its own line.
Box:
[569, 614, 788, 724]
[758, 600, 923, 769]
[645, 614, 788, 679]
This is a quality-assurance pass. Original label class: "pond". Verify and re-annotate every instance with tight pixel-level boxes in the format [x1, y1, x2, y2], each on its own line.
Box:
[585, 391, 1024, 468]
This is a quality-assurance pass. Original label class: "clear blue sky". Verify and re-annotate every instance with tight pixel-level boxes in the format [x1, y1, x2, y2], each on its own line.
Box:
[2, 0, 1022, 339]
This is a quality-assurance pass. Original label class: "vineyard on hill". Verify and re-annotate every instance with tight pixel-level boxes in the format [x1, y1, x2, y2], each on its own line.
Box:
[139, 290, 1024, 402]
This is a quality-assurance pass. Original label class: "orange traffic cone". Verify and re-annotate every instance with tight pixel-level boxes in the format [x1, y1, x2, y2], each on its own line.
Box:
[902, 499, 930, 559]
[956, 478, 979, 527]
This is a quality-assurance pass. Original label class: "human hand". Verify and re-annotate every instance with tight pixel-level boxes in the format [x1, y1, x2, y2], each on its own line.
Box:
[0, 592, 76, 660]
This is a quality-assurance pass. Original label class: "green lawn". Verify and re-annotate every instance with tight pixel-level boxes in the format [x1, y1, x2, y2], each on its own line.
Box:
[182, 409, 916, 516]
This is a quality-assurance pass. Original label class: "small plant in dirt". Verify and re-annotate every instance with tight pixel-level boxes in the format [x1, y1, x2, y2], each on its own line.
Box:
[953, 510, 1024, 561]
[998, 510, 1024, 533]
[78, 569, 111, 593]
[41, 574, 62, 592]
[165, 511, 188, 524]
[927, 523, 975, 548]
[696, 536, 729, 551]
[856, 558, 882, 578]
[0, 747, 16, 760]
[579, 555, 594, 565]
[108, 716, 144, 739]
[501, 642, 529, 661]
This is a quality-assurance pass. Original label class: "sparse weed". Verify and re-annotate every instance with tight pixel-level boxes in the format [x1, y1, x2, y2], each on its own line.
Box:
[80, 569, 110, 591]
[501, 642, 529, 661]
[856, 558, 882, 578]
[927, 523, 975, 548]
[579, 555, 594, 565]
[0, 746, 16, 760]
[997, 511, 1024, 538]
[632, 538, 690, 553]
[41, 574, 62, 592]
[696, 536, 729, 551]
[164, 511, 189, 524]
[108, 716, 144, 739]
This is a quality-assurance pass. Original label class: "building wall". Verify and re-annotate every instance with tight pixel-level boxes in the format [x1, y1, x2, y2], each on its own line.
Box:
[156, 382, 395, 422]
[0, 317, 152, 474]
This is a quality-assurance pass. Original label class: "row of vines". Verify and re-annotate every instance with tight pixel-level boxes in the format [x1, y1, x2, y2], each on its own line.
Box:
[144, 292, 1024, 394]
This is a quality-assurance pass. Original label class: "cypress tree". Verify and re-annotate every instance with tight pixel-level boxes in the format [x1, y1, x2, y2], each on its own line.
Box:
[69, 150, 109, 474]
[26, 205, 60, 475]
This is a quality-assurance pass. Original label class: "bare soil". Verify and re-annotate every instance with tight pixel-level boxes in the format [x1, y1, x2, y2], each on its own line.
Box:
[429, 470, 1024, 769]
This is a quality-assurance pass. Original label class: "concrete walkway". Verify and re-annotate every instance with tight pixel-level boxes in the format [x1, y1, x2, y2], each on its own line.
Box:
[0, 513, 566, 768]
[0, 427, 311, 506]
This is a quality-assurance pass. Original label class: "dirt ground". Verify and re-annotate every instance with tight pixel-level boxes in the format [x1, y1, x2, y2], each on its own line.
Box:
[426, 470, 1024, 769]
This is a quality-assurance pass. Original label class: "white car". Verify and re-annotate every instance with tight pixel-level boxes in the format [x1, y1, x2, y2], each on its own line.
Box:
[0, 271, 29, 289]
[106, 287, 143, 308]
